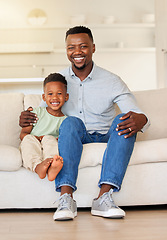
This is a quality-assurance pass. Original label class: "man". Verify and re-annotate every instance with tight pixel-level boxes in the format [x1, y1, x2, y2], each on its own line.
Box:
[20, 26, 149, 221]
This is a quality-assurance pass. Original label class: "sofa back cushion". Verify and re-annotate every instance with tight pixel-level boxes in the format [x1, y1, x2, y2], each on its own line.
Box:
[24, 88, 167, 142]
[114, 88, 167, 141]
[24, 94, 42, 110]
[0, 93, 24, 148]
[133, 88, 167, 141]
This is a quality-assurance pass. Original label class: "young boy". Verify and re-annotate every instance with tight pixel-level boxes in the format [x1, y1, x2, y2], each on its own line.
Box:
[20, 73, 69, 181]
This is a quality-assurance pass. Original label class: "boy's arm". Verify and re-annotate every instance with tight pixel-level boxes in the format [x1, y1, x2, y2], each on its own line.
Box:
[20, 125, 33, 141]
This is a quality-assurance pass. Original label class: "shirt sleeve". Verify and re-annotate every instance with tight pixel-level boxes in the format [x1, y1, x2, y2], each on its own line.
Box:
[112, 77, 150, 132]
[30, 107, 38, 127]
[141, 118, 151, 132]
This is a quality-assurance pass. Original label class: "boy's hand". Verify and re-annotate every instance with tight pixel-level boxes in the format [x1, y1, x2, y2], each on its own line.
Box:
[19, 107, 38, 128]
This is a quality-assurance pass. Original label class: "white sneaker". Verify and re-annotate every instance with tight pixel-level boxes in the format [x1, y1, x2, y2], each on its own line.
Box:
[53, 193, 77, 221]
[91, 189, 125, 218]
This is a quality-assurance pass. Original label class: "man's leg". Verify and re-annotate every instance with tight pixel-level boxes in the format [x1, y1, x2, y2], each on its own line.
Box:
[53, 116, 89, 220]
[91, 114, 136, 218]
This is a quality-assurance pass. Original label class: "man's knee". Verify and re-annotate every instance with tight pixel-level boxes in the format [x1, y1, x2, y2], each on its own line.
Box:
[112, 113, 125, 126]
[59, 116, 85, 133]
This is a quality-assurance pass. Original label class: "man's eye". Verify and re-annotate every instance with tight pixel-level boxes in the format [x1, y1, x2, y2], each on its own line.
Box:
[67, 47, 74, 50]
[81, 45, 87, 49]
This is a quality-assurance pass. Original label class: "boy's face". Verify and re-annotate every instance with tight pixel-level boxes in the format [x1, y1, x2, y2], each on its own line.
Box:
[42, 81, 69, 114]
[66, 33, 95, 70]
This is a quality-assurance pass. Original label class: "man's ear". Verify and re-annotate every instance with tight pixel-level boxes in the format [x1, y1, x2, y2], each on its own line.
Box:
[92, 43, 96, 53]
[42, 93, 46, 102]
[65, 93, 69, 102]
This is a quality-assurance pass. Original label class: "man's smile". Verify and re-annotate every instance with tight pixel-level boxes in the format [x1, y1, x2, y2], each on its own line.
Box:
[73, 56, 85, 63]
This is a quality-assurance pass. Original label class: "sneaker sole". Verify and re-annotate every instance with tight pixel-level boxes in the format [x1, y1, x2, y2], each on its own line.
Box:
[53, 211, 77, 221]
[91, 209, 125, 219]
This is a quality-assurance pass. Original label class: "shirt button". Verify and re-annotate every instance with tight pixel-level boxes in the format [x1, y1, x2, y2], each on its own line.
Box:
[80, 111, 82, 113]
[80, 84, 82, 87]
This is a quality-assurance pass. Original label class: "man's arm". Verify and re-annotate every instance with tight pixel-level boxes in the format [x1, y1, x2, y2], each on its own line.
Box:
[116, 111, 148, 138]
[19, 107, 38, 128]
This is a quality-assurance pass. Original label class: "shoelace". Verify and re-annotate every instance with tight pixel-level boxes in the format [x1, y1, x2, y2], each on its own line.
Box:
[54, 193, 72, 210]
[99, 191, 117, 208]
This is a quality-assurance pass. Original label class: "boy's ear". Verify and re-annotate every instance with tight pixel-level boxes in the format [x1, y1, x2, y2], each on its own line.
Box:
[65, 93, 69, 102]
[42, 93, 46, 102]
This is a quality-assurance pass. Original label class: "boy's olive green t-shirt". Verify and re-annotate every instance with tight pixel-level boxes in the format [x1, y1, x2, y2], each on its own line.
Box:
[30, 107, 67, 138]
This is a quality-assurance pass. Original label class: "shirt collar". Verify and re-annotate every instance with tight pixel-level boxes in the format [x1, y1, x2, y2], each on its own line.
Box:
[69, 62, 97, 80]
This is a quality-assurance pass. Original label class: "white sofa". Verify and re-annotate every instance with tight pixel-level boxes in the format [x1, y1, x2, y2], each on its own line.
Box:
[0, 89, 167, 209]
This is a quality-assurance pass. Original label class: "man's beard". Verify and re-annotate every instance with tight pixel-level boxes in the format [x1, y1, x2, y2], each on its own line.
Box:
[73, 63, 86, 70]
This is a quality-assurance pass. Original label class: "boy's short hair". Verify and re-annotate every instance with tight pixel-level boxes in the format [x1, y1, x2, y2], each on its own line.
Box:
[65, 26, 94, 42]
[44, 73, 67, 90]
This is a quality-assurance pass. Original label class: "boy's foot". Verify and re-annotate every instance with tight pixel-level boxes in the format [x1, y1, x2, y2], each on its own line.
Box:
[53, 193, 77, 221]
[91, 189, 125, 218]
[47, 155, 63, 181]
[35, 158, 53, 179]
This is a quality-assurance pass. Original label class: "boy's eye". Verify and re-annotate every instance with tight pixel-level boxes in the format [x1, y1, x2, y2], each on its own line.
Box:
[48, 93, 52, 95]
[58, 92, 62, 95]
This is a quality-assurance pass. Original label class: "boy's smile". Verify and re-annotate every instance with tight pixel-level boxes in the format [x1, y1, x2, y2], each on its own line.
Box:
[42, 81, 69, 117]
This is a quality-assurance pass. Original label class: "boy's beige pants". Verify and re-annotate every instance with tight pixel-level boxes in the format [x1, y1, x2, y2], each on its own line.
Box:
[20, 135, 59, 172]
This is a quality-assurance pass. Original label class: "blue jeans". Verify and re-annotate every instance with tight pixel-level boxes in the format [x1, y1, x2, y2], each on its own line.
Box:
[55, 114, 136, 192]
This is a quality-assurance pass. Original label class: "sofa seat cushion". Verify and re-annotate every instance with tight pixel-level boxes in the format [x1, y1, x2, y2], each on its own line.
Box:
[79, 138, 167, 169]
[0, 145, 22, 171]
[130, 138, 167, 165]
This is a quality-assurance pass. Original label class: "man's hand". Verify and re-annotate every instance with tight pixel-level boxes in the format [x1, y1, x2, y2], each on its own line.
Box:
[116, 111, 147, 138]
[19, 107, 38, 128]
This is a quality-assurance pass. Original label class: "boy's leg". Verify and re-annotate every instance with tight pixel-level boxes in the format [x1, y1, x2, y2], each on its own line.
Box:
[20, 135, 42, 172]
[21, 134, 52, 179]
[42, 135, 63, 181]
[42, 135, 59, 159]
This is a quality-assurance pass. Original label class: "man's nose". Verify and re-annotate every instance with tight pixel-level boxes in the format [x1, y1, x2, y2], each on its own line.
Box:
[74, 46, 82, 54]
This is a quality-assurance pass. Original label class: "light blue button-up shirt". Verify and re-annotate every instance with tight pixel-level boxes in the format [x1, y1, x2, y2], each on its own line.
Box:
[41, 63, 149, 134]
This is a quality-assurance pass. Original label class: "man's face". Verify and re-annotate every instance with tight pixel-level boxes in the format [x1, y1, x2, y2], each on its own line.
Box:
[66, 33, 95, 70]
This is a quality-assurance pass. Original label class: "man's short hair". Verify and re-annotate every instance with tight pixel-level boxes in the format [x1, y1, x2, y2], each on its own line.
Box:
[44, 73, 67, 89]
[65, 26, 94, 42]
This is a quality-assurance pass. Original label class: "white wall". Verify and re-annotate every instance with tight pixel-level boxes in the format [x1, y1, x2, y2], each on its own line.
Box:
[0, 0, 155, 27]
[155, 0, 167, 88]
[0, 0, 156, 94]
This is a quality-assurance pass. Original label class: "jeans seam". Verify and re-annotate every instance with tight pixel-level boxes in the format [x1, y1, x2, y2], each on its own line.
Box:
[55, 182, 77, 192]
[98, 180, 120, 191]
